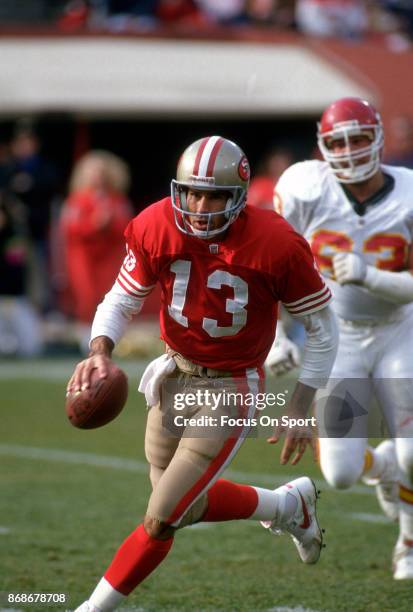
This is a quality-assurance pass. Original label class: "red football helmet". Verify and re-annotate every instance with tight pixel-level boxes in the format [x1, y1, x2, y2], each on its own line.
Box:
[317, 97, 384, 183]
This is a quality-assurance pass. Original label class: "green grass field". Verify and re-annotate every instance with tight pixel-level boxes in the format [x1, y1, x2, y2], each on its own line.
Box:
[1, 359, 411, 612]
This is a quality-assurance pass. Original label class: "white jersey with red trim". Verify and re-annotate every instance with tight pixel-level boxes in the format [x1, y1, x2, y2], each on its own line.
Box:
[114, 197, 330, 371]
[274, 160, 413, 321]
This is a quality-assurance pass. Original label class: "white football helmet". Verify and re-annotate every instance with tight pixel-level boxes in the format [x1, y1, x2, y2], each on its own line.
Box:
[317, 97, 384, 184]
[171, 135, 250, 238]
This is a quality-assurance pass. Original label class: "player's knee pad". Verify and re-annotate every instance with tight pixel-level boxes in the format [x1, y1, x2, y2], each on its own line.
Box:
[319, 444, 364, 489]
[321, 462, 361, 490]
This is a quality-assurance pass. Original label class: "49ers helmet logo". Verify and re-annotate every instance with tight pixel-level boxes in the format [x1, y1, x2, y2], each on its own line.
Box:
[238, 156, 250, 182]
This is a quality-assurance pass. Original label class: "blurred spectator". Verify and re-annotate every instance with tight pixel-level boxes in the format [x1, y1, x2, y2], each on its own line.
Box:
[385, 116, 413, 168]
[57, 0, 90, 31]
[0, 189, 43, 357]
[58, 0, 161, 32]
[245, 0, 295, 28]
[295, 0, 369, 39]
[89, 0, 159, 31]
[245, 0, 278, 26]
[7, 123, 59, 311]
[248, 147, 294, 210]
[60, 150, 132, 352]
[156, 0, 204, 25]
[379, 1, 413, 39]
[194, 0, 247, 25]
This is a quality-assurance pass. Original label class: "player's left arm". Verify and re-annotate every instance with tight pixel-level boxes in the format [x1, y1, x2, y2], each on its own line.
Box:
[332, 248, 413, 304]
[269, 233, 339, 464]
[267, 306, 338, 464]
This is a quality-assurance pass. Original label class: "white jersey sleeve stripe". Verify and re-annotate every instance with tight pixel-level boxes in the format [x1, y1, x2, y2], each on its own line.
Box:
[117, 271, 153, 296]
[283, 284, 328, 307]
[286, 290, 332, 317]
[116, 275, 150, 298]
[285, 286, 331, 313]
[120, 266, 156, 291]
[286, 285, 330, 312]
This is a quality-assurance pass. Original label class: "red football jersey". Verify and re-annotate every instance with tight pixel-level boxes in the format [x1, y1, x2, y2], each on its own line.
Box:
[116, 197, 331, 371]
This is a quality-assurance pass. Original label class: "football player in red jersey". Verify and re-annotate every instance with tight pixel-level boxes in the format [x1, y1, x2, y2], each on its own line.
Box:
[67, 136, 338, 611]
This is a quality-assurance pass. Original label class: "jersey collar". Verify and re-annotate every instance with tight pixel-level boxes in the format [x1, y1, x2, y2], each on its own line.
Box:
[341, 172, 395, 216]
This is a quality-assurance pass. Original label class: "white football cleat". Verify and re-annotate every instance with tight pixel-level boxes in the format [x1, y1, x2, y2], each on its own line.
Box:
[393, 536, 413, 580]
[363, 440, 399, 521]
[74, 602, 101, 612]
[261, 476, 323, 564]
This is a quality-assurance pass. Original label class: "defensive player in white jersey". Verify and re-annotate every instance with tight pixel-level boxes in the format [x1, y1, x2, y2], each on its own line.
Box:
[267, 97, 413, 580]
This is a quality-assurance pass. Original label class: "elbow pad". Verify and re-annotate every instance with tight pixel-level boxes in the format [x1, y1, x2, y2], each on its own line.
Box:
[298, 306, 339, 389]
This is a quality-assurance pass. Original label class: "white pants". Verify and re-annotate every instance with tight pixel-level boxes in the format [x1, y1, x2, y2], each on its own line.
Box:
[317, 311, 413, 489]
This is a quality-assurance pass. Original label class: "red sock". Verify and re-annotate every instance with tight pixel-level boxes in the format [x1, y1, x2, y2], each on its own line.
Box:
[104, 524, 173, 595]
[202, 479, 258, 522]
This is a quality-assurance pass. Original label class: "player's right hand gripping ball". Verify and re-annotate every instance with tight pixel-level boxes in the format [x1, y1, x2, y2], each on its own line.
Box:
[65, 364, 128, 429]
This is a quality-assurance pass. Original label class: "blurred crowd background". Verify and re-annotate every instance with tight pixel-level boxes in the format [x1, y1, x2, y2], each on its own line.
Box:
[1, 0, 413, 358]
[1, 1, 412, 42]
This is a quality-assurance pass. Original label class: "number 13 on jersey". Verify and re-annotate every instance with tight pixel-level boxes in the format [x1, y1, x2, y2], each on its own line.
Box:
[168, 260, 248, 338]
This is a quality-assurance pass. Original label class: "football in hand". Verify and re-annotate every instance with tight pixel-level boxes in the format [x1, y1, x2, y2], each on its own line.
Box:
[65, 363, 128, 429]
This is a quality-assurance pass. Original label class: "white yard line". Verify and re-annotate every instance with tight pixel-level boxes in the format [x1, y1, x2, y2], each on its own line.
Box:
[0, 444, 149, 473]
[0, 444, 373, 495]
[0, 360, 146, 380]
[345, 511, 393, 524]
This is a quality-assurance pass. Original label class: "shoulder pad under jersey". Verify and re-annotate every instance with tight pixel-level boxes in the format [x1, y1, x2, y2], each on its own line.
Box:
[276, 160, 329, 203]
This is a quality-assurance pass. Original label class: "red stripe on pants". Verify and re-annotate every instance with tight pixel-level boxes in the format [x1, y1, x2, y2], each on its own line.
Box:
[166, 435, 240, 524]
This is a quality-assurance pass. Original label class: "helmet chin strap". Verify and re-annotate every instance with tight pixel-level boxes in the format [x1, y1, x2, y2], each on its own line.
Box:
[189, 223, 229, 239]
[188, 204, 233, 239]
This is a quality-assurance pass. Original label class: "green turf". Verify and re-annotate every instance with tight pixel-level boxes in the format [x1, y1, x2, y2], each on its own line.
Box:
[1, 365, 411, 611]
